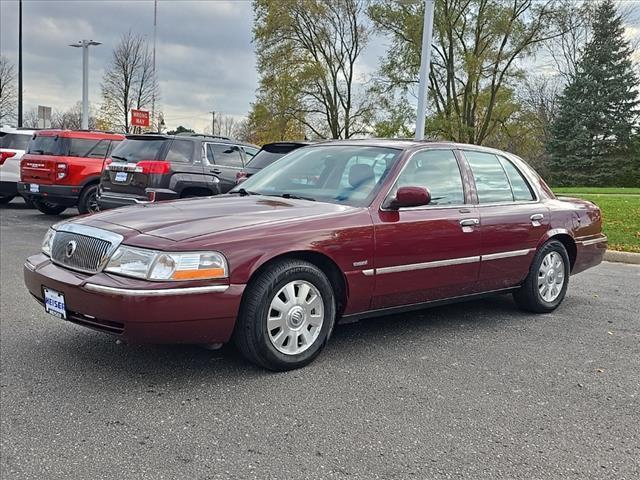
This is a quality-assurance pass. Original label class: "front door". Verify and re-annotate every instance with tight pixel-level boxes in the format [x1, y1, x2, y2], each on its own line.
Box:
[461, 150, 549, 291]
[371, 149, 481, 310]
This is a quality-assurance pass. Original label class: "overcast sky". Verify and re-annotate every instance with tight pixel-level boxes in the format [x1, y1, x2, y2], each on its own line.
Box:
[1, 0, 638, 133]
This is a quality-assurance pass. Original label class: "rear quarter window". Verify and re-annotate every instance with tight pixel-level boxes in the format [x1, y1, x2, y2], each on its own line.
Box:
[68, 138, 105, 158]
[165, 139, 194, 163]
[0, 133, 31, 150]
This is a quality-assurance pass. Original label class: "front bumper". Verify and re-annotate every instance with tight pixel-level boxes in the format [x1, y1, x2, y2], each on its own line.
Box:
[24, 254, 244, 344]
[18, 182, 79, 206]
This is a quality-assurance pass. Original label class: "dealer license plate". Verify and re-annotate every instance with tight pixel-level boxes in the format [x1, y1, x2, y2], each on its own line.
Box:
[30, 184, 39, 193]
[114, 172, 128, 182]
[44, 287, 67, 320]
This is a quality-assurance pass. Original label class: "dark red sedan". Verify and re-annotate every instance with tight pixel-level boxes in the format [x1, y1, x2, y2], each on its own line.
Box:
[24, 140, 607, 370]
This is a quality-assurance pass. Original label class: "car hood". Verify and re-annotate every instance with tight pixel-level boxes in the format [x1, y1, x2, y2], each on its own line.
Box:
[76, 195, 357, 242]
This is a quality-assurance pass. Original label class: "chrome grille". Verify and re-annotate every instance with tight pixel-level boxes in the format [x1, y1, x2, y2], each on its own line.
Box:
[51, 232, 112, 273]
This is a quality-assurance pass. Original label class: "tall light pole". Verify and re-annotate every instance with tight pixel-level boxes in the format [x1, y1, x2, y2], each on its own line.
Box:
[415, 0, 435, 140]
[151, 0, 158, 131]
[18, 0, 23, 127]
[209, 110, 215, 136]
[69, 40, 101, 130]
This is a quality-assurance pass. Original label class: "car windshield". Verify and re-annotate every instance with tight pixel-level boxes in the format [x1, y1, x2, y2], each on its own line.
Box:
[232, 145, 401, 207]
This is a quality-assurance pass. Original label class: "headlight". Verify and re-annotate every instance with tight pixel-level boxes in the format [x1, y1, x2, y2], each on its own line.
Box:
[104, 246, 228, 281]
[42, 228, 56, 256]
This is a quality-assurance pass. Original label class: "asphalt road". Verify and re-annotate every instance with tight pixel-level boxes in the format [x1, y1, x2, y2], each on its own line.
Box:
[1, 199, 639, 480]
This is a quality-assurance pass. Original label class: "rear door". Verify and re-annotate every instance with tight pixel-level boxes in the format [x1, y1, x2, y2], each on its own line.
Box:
[204, 142, 245, 192]
[461, 150, 549, 291]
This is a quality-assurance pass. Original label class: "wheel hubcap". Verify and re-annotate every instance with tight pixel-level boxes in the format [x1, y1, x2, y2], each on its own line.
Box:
[538, 252, 565, 303]
[88, 193, 99, 213]
[267, 280, 324, 355]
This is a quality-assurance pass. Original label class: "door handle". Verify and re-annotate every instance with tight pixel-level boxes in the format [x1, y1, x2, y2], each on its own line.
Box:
[210, 168, 222, 175]
[530, 213, 544, 226]
[460, 218, 480, 227]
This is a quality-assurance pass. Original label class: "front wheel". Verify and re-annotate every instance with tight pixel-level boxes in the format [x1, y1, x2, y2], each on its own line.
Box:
[513, 240, 570, 313]
[234, 259, 336, 371]
[32, 199, 67, 215]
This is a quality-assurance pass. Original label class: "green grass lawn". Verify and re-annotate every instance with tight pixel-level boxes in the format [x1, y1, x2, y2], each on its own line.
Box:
[553, 188, 640, 253]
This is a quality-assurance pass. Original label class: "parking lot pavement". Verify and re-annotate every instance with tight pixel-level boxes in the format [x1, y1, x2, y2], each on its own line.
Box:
[1, 198, 639, 480]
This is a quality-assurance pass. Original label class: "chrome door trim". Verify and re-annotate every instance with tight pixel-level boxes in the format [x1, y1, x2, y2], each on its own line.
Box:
[579, 236, 608, 246]
[481, 248, 533, 261]
[376, 255, 481, 275]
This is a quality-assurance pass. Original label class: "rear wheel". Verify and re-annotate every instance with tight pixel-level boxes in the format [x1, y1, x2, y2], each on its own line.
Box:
[77, 184, 99, 214]
[0, 195, 15, 204]
[32, 198, 67, 215]
[513, 240, 570, 313]
[234, 259, 336, 371]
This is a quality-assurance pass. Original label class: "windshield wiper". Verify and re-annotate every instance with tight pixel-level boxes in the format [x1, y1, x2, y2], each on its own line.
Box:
[111, 154, 129, 162]
[278, 193, 316, 202]
[229, 188, 260, 196]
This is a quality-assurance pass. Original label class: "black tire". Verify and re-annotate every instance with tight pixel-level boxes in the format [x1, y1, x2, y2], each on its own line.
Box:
[32, 199, 67, 215]
[233, 259, 337, 371]
[513, 240, 570, 313]
[0, 195, 15, 204]
[21, 196, 35, 208]
[77, 184, 99, 214]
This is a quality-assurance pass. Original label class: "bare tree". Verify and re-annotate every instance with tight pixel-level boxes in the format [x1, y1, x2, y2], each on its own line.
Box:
[21, 107, 39, 129]
[0, 56, 17, 124]
[207, 113, 239, 137]
[101, 31, 159, 133]
[254, 0, 373, 139]
[52, 102, 97, 130]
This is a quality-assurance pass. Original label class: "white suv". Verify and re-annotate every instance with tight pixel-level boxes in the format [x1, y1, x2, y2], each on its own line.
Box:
[0, 126, 35, 204]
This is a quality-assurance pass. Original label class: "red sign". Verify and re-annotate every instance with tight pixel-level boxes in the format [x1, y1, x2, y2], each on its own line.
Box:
[131, 109, 150, 127]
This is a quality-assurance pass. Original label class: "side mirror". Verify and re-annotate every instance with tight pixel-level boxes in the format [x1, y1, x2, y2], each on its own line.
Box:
[389, 186, 431, 209]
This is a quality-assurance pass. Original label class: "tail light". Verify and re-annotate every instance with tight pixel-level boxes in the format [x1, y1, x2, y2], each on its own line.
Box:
[236, 171, 249, 184]
[56, 163, 67, 180]
[103, 158, 113, 171]
[0, 151, 16, 166]
[135, 160, 171, 175]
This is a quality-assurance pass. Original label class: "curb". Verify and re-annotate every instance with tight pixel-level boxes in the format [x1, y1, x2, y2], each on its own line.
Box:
[604, 250, 640, 265]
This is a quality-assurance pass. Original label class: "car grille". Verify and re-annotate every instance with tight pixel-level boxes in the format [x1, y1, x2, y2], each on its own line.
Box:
[51, 231, 113, 273]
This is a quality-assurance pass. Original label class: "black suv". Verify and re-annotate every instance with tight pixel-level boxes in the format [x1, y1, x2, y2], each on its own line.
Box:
[97, 133, 259, 210]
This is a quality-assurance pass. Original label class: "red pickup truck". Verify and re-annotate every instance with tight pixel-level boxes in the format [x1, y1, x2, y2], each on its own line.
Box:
[19, 130, 124, 215]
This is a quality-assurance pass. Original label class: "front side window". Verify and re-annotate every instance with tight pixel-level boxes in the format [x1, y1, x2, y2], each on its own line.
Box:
[392, 149, 465, 206]
[234, 145, 401, 207]
[207, 144, 243, 168]
[464, 151, 514, 203]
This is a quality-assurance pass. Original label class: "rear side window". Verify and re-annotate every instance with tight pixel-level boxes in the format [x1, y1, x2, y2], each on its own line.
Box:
[0, 133, 31, 150]
[110, 138, 166, 163]
[27, 135, 64, 155]
[207, 143, 243, 167]
[498, 157, 534, 201]
[464, 151, 513, 203]
[395, 149, 464, 205]
[165, 140, 194, 163]
[68, 138, 106, 158]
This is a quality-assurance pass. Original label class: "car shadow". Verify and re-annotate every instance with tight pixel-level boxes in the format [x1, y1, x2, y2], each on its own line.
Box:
[31, 293, 539, 384]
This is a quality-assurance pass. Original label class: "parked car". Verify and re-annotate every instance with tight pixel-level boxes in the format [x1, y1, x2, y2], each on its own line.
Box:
[0, 126, 36, 204]
[24, 140, 606, 370]
[236, 141, 312, 183]
[18, 130, 124, 215]
[97, 133, 259, 210]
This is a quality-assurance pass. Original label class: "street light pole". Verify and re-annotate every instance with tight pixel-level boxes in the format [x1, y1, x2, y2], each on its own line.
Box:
[415, 0, 435, 140]
[18, 0, 23, 127]
[69, 40, 101, 130]
[210, 110, 215, 136]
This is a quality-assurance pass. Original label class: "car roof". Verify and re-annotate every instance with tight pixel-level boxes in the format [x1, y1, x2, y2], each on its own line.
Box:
[36, 129, 124, 140]
[0, 126, 37, 135]
[260, 141, 315, 148]
[125, 133, 259, 149]
[308, 138, 514, 156]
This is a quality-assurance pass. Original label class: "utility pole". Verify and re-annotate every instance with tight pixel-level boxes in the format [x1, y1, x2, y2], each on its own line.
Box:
[69, 40, 101, 130]
[151, 0, 157, 131]
[18, 0, 23, 127]
[415, 0, 435, 140]
[209, 110, 215, 136]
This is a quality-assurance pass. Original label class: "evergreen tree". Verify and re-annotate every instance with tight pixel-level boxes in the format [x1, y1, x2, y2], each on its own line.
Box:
[549, 0, 639, 186]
